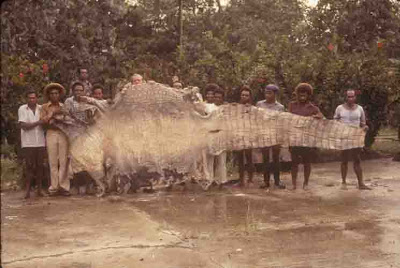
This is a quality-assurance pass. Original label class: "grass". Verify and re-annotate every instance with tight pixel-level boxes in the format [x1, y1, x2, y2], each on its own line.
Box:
[372, 127, 400, 155]
[1, 157, 23, 191]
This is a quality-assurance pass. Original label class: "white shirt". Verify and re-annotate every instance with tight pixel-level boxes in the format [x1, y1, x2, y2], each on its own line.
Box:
[205, 103, 218, 115]
[334, 104, 366, 127]
[18, 104, 45, 148]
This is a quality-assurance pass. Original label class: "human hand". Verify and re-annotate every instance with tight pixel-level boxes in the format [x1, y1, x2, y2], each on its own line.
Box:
[80, 96, 89, 103]
[312, 114, 323, 119]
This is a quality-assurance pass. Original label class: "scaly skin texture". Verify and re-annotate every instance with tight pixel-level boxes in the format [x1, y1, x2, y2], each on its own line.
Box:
[60, 82, 365, 195]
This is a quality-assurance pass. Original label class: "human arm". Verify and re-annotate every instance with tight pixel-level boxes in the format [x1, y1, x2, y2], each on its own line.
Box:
[19, 121, 43, 130]
[333, 106, 341, 121]
[18, 106, 43, 130]
[40, 104, 56, 123]
[360, 106, 368, 131]
[80, 96, 108, 112]
[312, 106, 324, 119]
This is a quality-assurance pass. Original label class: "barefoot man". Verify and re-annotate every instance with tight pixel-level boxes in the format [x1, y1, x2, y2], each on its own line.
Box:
[334, 89, 371, 190]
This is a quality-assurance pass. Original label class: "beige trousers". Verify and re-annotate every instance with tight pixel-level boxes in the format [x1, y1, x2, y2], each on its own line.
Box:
[202, 150, 227, 184]
[46, 129, 70, 192]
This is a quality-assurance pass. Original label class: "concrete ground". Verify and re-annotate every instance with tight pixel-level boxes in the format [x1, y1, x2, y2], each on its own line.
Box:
[1, 158, 400, 268]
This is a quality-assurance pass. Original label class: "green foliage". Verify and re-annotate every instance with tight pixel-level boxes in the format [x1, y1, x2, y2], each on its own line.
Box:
[1, 0, 399, 148]
[1, 144, 22, 190]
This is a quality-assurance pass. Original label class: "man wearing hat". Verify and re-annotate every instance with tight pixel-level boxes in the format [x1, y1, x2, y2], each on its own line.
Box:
[288, 83, 324, 190]
[256, 84, 286, 189]
[40, 83, 71, 196]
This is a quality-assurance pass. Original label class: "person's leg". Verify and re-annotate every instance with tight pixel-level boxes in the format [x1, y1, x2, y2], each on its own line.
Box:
[272, 145, 285, 188]
[290, 147, 300, 190]
[215, 151, 227, 185]
[245, 149, 254, 183]
[47, 130, 59, 194]
[261, 147, 270, 188]
[23, 148, 34, 199]
[341, 150, 349, 185]
[207, 153, 215, 182]
[34, 147, 46, 196]
[352, 149, 371, 190]
[303, 149, 312, 189]
[237, 151, 245, 187]
[202, 150, 212, 181]
[58, 131, 70, 194]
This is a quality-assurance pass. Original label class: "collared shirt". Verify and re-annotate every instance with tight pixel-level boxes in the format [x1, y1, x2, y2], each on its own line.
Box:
[64, 96, 99, 123]
[289, 101, 321, 117]
[334, 104, 366, 127]
[40, 102, 63, 129]
[69, 80, 92, 96]
[40, 102, 63, 122]
[18, 104, 45, 148]
[256, 100, 285, 112]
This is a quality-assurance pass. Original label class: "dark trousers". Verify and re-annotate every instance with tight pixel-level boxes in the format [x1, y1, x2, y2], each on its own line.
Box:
[236, 149, 254, 182]
[262, 145, 281, 185]
[23, 147, 46, 193]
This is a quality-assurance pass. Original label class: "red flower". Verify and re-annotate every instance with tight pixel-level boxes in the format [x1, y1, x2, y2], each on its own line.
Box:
[377, 42, 383, 49]
[42, 63, 49, 74]
[327, 43, 334, 51]
[19, 72, 24, 78]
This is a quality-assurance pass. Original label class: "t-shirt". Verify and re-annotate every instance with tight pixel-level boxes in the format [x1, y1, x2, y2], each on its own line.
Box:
[18, 104, 45, 148]
[289, 101, 321, 117]
[334, 104, 366, 127]
[256, 100, 285, 112]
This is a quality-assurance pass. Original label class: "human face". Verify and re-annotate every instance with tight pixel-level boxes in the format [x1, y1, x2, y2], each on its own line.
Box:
[79, 69, 88, 81]
[214, 93, 224, 105]
[49, 89, 60, 103]
[173, 82, 182, 89]
[132, 76, 143, 85]
[264, 90, 276, 103]
[297, 90, 308, 103]
[240, 90, 251, 104]
[346, 90, 356, 106]
[205, 91, 214, 103]
[92, 88, 103, 100]
[73, 85, 85, 99]
[27, 93, 38, 107]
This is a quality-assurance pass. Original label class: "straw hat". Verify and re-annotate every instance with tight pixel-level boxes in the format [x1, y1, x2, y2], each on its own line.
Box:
[43, 83, 66, 98]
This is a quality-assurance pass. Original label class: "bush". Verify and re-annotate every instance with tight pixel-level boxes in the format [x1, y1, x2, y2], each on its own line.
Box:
[1, 157, 22, 191]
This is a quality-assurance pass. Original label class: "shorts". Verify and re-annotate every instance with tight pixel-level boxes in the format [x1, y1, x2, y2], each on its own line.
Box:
[289, 146, 316, 164]
[341, 148, 362, 163]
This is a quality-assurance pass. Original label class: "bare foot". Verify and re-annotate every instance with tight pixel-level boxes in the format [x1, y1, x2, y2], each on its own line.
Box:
[291, 185, 297, 191]
[303, 184, 309, 191]
[24, 193, 30, 199]
[340, 183, 348, 190]
[37, 190, 48, 197]
[259, 183, 270, 189]
[359, 184, 372, 190]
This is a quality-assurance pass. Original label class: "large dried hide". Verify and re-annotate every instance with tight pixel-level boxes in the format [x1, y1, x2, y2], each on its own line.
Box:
[61, 82, 365, 192]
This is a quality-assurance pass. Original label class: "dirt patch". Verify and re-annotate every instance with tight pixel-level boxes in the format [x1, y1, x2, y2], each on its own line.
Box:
[1, 159, 400, 268]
